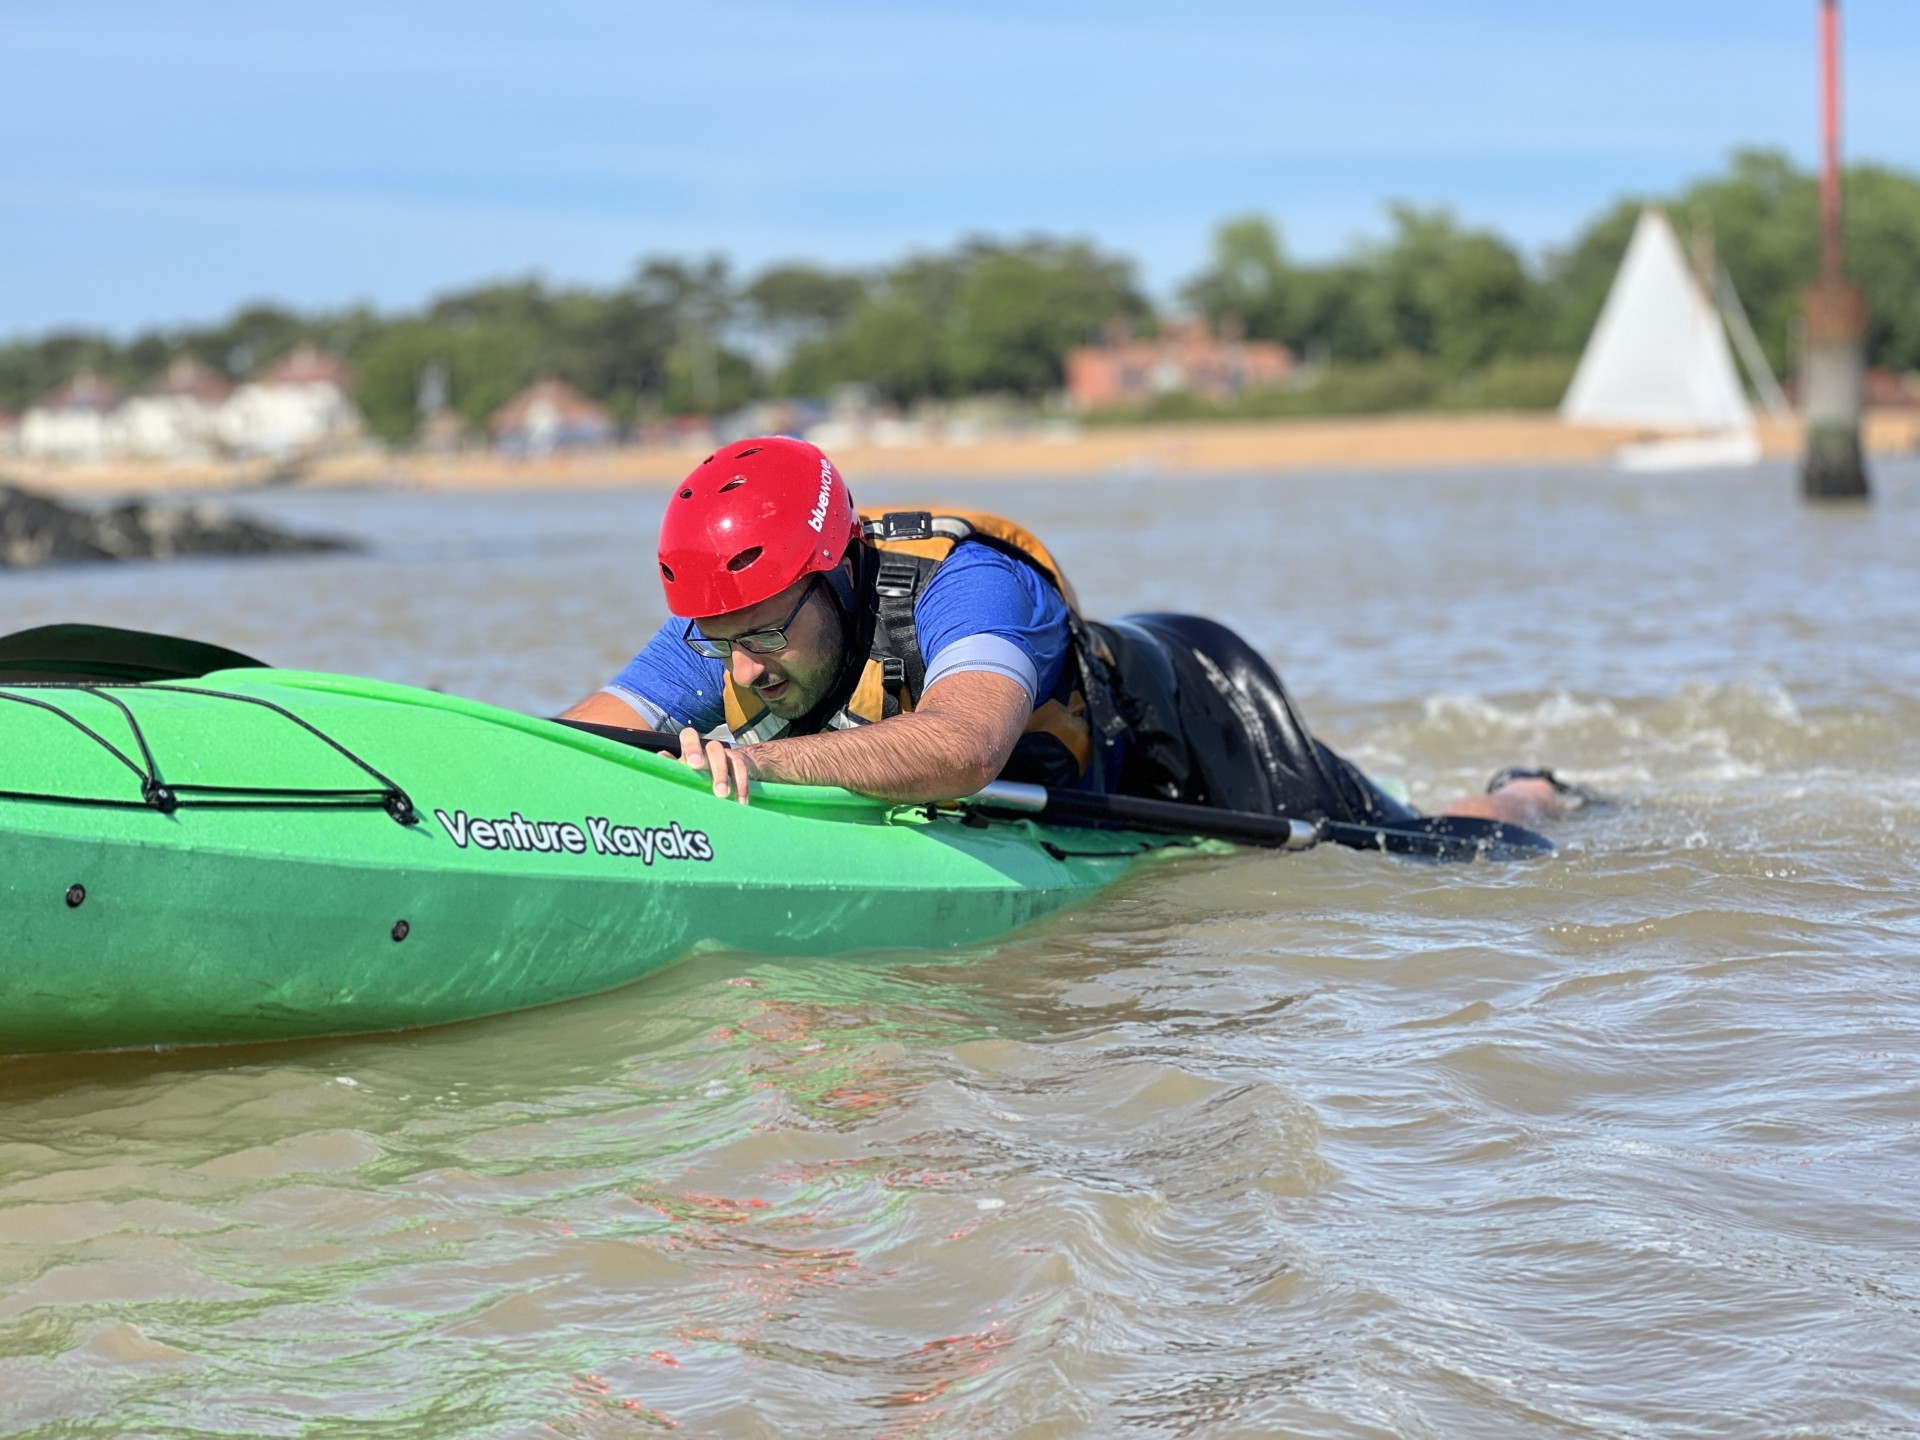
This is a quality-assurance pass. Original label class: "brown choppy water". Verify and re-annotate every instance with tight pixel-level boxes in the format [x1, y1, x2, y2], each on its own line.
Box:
[3, 461, 1918, 1437]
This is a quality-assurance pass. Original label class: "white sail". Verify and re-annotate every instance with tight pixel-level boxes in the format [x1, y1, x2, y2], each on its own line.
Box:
[1561, 208, 1753, 433]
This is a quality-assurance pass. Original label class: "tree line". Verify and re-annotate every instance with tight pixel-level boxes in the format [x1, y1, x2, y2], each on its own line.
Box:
[4, 149, 1917, 441]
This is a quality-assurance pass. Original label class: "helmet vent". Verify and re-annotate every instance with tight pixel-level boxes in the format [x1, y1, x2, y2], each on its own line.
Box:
[659, 562, 675, 581]
[725, 547, 763, 573]
[734, 446, 763, 459]
[678, 487, 694, 499]
[719, 476, 747, 493]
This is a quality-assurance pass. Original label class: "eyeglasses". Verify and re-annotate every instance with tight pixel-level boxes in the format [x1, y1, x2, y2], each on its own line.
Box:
[682, 577, 820, 659]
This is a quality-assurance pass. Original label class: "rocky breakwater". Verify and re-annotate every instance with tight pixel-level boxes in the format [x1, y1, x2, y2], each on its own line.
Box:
[0, 483, 349, 567]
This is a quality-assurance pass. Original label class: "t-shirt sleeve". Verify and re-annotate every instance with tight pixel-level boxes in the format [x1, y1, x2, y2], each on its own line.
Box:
[915, 545, 1070, 706]
[602, 621, 729, 733]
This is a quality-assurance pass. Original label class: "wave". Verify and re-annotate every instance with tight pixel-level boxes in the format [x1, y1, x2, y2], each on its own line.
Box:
[1343, 682, 1920, 806]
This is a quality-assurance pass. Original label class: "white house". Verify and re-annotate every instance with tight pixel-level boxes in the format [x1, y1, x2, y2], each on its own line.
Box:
[218, 345, 362, 456]
[118, 355, 233, 460]
[19, 374, 123, 462]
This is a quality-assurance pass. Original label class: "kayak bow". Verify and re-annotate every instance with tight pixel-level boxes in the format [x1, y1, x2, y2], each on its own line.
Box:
[0, 666, 1183, 1054]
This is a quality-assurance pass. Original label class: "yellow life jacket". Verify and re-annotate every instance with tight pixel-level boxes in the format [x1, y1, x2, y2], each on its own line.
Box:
[721, 509, 1120, 784]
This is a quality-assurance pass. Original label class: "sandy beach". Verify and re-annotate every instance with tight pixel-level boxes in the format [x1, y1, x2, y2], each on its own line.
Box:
[9, 408, 1918, 495]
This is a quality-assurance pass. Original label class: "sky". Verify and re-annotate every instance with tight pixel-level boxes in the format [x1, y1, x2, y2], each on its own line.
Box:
[5, 0, 1917, 341]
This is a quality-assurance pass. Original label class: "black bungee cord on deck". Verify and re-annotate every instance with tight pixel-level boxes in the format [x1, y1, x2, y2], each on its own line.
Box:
[0, 682, 417, 824]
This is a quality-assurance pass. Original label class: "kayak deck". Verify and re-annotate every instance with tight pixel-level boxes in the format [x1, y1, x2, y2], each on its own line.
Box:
[0, 669, 1192, 1053]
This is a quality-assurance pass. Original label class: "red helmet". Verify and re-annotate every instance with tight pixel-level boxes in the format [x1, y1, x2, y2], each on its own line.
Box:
[657, 437, 861, 617]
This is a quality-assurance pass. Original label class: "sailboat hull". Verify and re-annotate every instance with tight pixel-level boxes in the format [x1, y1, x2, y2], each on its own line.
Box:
[1615, 430, 1763, 472]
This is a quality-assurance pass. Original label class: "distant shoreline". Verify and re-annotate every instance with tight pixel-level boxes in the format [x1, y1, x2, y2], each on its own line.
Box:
[9, 410, 1917, 496]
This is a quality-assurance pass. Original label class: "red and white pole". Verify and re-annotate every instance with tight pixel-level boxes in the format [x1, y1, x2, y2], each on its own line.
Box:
[1801, 0, 1868, 500]
[1819, 0, 1843, 283]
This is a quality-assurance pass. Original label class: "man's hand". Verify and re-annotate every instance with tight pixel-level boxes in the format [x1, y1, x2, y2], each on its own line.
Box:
[1440, 776, 1569, 826]
[560, 693, 758, 802]
[706, 672, 1031, 805]
[680, 726, 757, 803]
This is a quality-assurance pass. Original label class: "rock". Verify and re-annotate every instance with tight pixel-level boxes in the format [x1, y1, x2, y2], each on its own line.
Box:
[0, 484, 350, 568]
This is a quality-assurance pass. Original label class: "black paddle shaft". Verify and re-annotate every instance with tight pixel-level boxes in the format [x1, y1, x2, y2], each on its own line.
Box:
[550, 722, 1554, 863]
[968, 780, 1554, 863]
[553, 717, 684, 753]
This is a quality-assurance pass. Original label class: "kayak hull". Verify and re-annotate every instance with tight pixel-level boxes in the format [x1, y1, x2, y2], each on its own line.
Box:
[0, 670, 1180, 1053]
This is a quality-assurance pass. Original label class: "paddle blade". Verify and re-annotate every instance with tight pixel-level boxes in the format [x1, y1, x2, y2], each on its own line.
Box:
[1321, 813, 1556, 862]
[0, 623, 270, 683]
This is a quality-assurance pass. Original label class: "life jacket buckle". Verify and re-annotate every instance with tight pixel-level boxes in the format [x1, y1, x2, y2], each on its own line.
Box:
[875, 558, 921, 599]
[881, 654, 907, 688]
[868, 510, 934, 542]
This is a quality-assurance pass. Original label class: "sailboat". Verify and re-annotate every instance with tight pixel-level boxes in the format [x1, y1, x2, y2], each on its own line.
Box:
[1561, 208, 1783, 471]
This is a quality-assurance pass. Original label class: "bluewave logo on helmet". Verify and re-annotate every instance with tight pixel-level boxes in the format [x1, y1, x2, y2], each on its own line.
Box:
[806, 459, 835, 534]
[432, 808, 715, 865]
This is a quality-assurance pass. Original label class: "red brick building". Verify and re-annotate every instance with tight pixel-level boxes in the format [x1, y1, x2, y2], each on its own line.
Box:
[1066, 317, 1293, 410]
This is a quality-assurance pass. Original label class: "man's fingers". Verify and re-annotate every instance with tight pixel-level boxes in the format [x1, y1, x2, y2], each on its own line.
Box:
[703, 738, 744, 801]
[679, 726, 707, 770]
[677, 728, 751, 803]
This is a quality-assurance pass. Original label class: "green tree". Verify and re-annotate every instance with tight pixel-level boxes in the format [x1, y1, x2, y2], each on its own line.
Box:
[1845, 163, 1920, 371]
[797, 248, 975, 404]
[1289, 262, 1395, 363]
[780, 237, 1142, 404]
[630, 256, 742, 415]
[946, 241, 1146, 397]
[1180, 207, 1535, 371]
[1364, 205, 1540, 373]
[743, 263, 869, 357]
[1180, 215, 1294, 342]
[663, 345, 755, 417]
[352, 323, 450, 441]
[786, 291, 951, 406]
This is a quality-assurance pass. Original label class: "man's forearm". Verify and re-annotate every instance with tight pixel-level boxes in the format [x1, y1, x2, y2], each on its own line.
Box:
[740, 671, 1031, 803]
[674, 670, 1031, 805]
[744, 709, 1007, 803]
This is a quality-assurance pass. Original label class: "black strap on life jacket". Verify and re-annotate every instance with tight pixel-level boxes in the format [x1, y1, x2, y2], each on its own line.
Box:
[859, 510, 1126, 759]
[872, 554, 932, 703]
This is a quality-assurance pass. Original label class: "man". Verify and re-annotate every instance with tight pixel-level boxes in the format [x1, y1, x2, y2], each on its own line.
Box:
[563, 436, 1574, 828]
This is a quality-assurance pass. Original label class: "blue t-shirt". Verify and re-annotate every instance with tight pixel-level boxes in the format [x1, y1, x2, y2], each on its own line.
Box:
[603, 544, 1071, 733]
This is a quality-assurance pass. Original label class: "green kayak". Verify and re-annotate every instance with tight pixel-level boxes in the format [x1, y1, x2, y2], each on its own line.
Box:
[0, 663, 1185, 1055]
